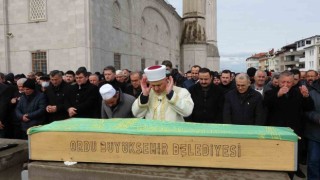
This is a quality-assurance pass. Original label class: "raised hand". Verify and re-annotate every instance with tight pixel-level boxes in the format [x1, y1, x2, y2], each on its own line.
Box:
[141, 74, 151, 96]
[166, 76, 174, 94]
[277, 86, 289, 97]
[299, 85, 309, 97]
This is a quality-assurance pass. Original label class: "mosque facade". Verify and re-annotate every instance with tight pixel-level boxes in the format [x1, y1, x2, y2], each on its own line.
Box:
[0, 0, 219, 74]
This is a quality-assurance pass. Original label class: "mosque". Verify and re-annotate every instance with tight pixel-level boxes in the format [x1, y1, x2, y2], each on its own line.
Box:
[0, 0, 219, 74]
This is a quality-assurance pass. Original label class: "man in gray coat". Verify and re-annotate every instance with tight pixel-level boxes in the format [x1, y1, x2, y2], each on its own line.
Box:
[99, 84, 135, 119]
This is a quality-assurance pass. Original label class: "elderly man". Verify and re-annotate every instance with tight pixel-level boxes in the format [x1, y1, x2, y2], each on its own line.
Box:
[223, 73, 265, 125]
[115, 70, 125, 83]
[132, 65, 194, 122]
[264, 70, 314, 179]
[251, 70, 267, 96]
[99, 84, 135, 118]
[89, 73, 100, 86]
[15, 79, 47, 139]
[9, 78, 27, 139]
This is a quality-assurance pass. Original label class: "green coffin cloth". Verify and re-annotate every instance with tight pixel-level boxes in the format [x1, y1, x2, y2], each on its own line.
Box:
[28, 118, 298, 142]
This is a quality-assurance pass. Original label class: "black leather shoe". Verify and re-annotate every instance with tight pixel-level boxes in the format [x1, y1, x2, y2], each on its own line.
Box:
[295, 168, 306, 178]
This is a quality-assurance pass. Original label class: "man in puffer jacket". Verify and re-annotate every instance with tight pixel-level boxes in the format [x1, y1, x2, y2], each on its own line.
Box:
[15, 79, 47, 139]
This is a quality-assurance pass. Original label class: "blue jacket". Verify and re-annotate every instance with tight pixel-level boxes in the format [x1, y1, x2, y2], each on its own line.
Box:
[306, 81, 320, 142]
[15, 91, 47, 131]
[183, 79, 197, 90]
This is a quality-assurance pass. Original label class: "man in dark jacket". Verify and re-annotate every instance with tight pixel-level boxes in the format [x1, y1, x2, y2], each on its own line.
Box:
[264, 71, 313, 132]
[9, 78, 27, 139]
[305, 79, 320, 179]
[45, 70, 70, 123]
[125, 71, 142, 98]
[99, 66, 125, 91]
[99, 84, 135, 118]
[264, 70, 314, 179]
[189, 68, 224, 123]
[223, 73, 265, 125]
[183, 65, 201, 90]
[0, 72, 9, 138]
[219, 69, 235, 95]
[65, 69, 100, 118]
[15, 79, 47, 139]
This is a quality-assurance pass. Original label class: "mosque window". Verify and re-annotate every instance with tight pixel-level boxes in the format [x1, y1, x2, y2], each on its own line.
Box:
[29, 0, 47, 22]
[32, 51, 47, 74]
[154, 25, 159, 43]
[141, 58, 146, 70]
[141, 17, 146, 38]
[114, 53, 121, 70]
[113, 1, 121, 29]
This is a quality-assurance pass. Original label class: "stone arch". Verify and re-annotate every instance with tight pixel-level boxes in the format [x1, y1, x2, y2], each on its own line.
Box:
[141, 6, 171, 47]
[140, 6, 172, 65]
[112, 1, 120, 29]
[126, 0, 132, 33]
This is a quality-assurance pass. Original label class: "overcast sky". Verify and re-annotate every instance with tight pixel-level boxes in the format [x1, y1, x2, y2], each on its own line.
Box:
[166, 0, 320, 72]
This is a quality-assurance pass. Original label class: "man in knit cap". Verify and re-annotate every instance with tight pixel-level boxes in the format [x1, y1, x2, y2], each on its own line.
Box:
[15, 79, 47, 139]
[99, 84, 135, 119]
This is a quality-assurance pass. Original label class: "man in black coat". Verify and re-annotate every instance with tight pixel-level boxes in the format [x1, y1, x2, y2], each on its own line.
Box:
[189, 68, 224, 123]
[223, 73, 265, 125]
[0, 72, 9, 138]
[99, 66, 125, 92]
[264, 71, 314, 133]
[264, 70, 314, 179]
[305, 78, 320, 179]
[124, 71, 142, 98]
[45, 70, 70, 123]
[65, 69, 100, 118]
[219, 69, 236, 95]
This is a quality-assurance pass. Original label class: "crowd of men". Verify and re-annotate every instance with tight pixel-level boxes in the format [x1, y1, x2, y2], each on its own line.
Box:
[1, 60, 320, 179]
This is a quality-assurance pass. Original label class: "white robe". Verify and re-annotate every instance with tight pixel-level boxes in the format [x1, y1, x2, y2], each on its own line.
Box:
[132, 86, 194, 122]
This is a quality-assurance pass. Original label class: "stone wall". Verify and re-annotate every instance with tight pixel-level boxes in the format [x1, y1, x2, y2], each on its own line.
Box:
[2, 0, 89, 74]
[90, 0, 181, 72]
[0, 0, 181, 74]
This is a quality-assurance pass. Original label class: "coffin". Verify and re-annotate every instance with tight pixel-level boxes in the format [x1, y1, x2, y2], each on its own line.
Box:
[28, 118, 298, 171]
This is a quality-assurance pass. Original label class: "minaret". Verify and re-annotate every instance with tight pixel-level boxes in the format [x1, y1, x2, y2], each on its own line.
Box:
[206, 0, 220, 71]
[181, 0, 219, 72]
